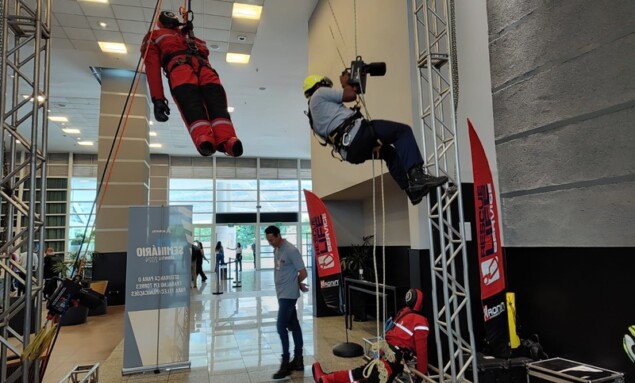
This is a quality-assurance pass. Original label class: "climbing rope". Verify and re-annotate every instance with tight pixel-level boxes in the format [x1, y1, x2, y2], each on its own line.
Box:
[36, 1, 166, 378]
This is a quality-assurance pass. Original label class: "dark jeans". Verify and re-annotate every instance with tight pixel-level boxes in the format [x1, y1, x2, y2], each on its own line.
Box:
[277, 298, 303, 362]
[346, 119, 424, 190]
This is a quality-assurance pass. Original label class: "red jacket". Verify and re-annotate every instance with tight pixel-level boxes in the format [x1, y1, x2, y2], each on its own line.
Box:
[140, 27, 211, 101]
[385, 308, 429, 375]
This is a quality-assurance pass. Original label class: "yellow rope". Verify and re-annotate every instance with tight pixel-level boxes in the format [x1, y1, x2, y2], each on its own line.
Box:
[22, 321, 57, 361]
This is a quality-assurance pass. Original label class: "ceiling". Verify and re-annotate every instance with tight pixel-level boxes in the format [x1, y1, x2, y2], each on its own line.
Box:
[44, 0, 318, 159]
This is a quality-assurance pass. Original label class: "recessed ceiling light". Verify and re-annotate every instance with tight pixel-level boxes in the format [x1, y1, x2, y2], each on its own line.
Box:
[81, 0, 108, 3]
[259, 87, 266, 91]
[226, 53, 250, 64]
[227, 106, 235, 113]
[49, 116, 68, 122]
[149, 121, 154, 126]
[149, 131, 157, 136]
[232, 3, 262, 20]
[98, 41, 127, 54]
[62, 128, 81, 134]
[210, 44, 220, 50]
[22, 94, 46, 103]
[78, 141, 94, 146]
[149, 143, 162, 148]
[99, 22, 108, 28]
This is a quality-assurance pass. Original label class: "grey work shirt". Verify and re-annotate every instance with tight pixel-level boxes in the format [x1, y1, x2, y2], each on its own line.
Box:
[274, 239, 306, 300]
[308, 87, 362, 159]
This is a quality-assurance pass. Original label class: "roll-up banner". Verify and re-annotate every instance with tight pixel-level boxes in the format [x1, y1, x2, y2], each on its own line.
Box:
[123, 205, 192, 375]
[468, 119, 510, 357]
[303, 190, 343, 312]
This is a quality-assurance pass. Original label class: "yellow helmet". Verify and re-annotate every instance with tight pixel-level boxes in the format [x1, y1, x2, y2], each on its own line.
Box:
[303, 74, 332, 98]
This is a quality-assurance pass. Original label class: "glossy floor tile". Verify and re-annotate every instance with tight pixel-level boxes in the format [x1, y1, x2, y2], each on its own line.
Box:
[42, 269, 378, 383]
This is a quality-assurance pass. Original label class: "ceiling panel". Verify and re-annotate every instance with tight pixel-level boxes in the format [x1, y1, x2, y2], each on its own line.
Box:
[69, 39, 100, 51]
[55, 13, 91, 29]
[201, 28, 231, 43]
[52, 0, 83, 15]
[64, 27, 96, 41]
[205, 1, 234, 18]
[229, 31, 256, 45]
[112, 5, 146, 21]
[201, 14, 232, 30]
[93, 30, 125, 43]
[86, 17, 119, 31]
[117, 19, 149, 34]
[78, 3, 116, 18]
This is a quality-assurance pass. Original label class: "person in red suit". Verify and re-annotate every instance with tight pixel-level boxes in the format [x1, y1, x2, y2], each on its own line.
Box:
[312, 288, 429, 383]
[141, 11, 243, 157]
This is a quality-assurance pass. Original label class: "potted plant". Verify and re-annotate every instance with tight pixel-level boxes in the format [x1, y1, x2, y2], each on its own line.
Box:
[341, 235, 374, 280]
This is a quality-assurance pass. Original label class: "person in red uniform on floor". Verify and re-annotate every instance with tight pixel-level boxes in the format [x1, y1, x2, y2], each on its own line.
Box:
[141, 11, 243, 157]
[312, 288, 429, 383]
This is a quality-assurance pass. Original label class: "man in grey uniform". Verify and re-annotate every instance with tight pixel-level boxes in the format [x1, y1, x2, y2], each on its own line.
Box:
[265, 225, 308, 379]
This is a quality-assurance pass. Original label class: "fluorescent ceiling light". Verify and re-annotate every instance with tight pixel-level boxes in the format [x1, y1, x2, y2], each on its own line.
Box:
[149, 121, 154, 126]
[62, 128, 81, 134]
[99, 22, 108, 28]
[226, 53, 250, 64]
[227, 106, 235, 113]
[81, 0, 109, 3]
[49, 116, 68, 122]
[98, 41, 127, 54]
[232, 3, 262, 20]
[149, 143, 162, 148]
[22, 94, 46, 103]
[78, 141, 94, 146]
[149, 131, 157, 136]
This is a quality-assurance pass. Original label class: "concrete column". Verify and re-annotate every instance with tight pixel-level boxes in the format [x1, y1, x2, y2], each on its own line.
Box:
[95, 68, 150, 253]
[150, 153, 169, 206]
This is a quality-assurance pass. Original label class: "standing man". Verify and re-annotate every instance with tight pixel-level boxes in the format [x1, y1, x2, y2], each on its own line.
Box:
[265, 225, 308, 379]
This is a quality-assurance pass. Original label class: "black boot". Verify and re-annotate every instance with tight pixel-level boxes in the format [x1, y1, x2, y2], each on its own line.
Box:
[407, 164, 448, 203]
[273, 360, 292, 379]
[289, 355, 304, 371]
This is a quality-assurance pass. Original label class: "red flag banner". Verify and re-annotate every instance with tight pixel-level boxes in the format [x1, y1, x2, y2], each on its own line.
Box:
[468, 119, 506, 299]
[468, 118, 510, 357]
[303, 189, 343, 311]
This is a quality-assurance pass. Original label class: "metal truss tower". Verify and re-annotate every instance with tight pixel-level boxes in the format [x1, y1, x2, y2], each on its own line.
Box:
[0, 0, 51, 382]
[411, 1, 478, 382]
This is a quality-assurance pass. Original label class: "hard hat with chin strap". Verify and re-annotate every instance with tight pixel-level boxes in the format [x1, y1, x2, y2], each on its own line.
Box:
[158, 11, 182, 29]
[405, 288, 424, 313]
[303, 75, 333, 98]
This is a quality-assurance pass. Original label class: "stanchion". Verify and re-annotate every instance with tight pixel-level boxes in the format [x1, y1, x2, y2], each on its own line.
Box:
[212, 263, 223, 295]
[227, 258, 234, 280]
[232, 260, 242, 288]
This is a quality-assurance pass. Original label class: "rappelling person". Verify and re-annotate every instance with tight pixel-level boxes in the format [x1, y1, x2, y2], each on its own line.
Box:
[312, 288, 430, 383]
[142, 11, 243, 157]
[304, 72, 448, 205]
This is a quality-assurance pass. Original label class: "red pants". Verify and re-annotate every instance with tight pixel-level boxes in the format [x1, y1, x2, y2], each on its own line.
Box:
[167, 57, 237, 151]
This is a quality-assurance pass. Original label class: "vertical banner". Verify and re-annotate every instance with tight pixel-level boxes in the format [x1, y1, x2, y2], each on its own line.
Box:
[123, 205, 192, 374]
[303, 190, 343, 312]
[468, 119, 510, 356]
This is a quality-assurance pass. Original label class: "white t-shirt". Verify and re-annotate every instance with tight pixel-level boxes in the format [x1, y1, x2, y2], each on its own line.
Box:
[19, 251, 39, 271]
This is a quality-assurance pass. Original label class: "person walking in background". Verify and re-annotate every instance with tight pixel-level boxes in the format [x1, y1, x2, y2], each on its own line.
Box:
[265, 225, 308, 380]
[42, 247, 59, 298]
[215, 241, 225, 273]
[251, 242, 257, 270]
[229, 243, 243, 272]
[193, 240, 208, 285]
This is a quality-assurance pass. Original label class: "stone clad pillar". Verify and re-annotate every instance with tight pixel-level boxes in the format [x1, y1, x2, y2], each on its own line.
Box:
[95, 68, 150, 253]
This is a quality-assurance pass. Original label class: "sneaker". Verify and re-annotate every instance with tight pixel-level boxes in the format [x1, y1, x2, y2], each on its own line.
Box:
[289, 355, 304, 371]
[272, 361, 291, 379]
[194, 134, 216, 156]
[407, 165, 448, 197]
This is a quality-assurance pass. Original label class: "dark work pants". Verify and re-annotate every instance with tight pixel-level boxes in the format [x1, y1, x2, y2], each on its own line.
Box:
[277, 298, 303, 362]
[345, 119, 424, 190]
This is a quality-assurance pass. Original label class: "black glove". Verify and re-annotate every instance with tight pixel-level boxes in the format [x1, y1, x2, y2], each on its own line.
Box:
[152, 98, 170, 122]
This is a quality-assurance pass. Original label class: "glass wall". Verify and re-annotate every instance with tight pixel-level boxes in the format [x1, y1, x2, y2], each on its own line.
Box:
[68, 177, 97, 255]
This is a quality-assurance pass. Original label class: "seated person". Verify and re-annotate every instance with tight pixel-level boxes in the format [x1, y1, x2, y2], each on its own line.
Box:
[312, 288, 429, 383]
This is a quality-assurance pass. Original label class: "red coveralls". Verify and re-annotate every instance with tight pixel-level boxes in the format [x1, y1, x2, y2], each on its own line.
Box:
[316, 308, 429, 382]
[141, 26, 241, 156]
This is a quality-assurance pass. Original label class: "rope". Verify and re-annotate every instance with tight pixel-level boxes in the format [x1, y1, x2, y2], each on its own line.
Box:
[450, 0, 459, 110]
[39, 0, 165, 378]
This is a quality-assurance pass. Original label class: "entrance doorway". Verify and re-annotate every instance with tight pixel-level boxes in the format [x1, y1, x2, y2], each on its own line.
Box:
[215, 224, 257, 271]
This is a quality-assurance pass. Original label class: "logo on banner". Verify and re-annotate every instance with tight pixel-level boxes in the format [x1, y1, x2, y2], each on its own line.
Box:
[318, 254, 335, 270]
[320, 279, 339, 288]
[481, 257, 500, 285]
[483, 300, 506, 322]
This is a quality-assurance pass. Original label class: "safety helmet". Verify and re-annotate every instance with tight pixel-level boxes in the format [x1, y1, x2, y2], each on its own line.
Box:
[405, 288, 424, 313]
[158, 11, 181, 29]
[303, 74, 333, 98]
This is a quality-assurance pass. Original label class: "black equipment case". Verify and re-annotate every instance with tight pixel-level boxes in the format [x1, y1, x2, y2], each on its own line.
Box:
[527, 358, 624, 383]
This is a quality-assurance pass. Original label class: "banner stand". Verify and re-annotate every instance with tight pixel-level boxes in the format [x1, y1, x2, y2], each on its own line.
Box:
[232, 260, 242, 288]
[213, 267, 223, 295]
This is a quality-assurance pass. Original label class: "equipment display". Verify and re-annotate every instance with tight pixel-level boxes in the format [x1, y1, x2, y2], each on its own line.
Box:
[527, 358, 624, 383]
[346, 55, 386, 94]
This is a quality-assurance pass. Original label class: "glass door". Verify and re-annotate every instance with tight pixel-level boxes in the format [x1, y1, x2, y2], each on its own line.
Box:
[214, 224, 257, 271]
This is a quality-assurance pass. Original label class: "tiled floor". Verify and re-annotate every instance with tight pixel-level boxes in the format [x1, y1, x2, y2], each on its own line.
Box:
[43, 269, 378, 383]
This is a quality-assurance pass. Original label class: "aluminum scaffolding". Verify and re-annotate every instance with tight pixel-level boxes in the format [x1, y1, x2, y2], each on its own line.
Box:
[1, 0, 52, 382]
[411, 1, 478, 382]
